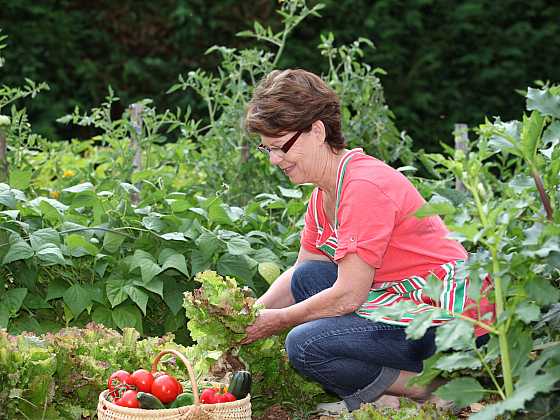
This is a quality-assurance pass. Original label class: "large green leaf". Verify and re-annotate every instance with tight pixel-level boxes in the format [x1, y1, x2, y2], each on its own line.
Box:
[66, 233, 99, 257]
[3, 287, 28, 314]
[124, 285, 149, 315]
[208, 201, 232, 225]
[137, 277, 164, 297]
[435, 352, 482, 371]
[62, 284, 91, 317]
[0, 189, 17, 208]
[92, 306, 115, 328]
[470, 366, 560, 420]
[46, 278, 68, 301]
[3, 234, 34, 265]
[434, 377, 485, 408]
[515, 301, 540, 323]
[196, 231, 221, 260]
[191, 250, 211, 275]
[35, 243, 66, 266]
[217, 253, 258, 285]
[112, 304, 143, 334]
[9, 169, 32, 190]
[257, 262, 281, 285]
[405, 310, 436, 340]
[102, 231, 125, 253]
[520, 111, 545, 161]
[526, 87, 560, 119]
[435, 319, 474, 351]
[30, 228, 61, 249]
[227, 237, 252, 256]
[160, 251, 189, 277]
[106, 277, 129, 307]
[128, 250, 162, 283]
[38, 200, 63, 224]
[63, 182, 94, 193]
[163, 277, 188, 315]
[525, 277, 560, 306]
[142, 215, 166, 232]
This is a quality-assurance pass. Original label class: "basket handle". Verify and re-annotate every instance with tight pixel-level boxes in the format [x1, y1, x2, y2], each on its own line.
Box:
[151, 349, 201, 405]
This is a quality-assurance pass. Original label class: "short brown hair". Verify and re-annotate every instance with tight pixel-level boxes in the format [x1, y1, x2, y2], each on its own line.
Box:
[244, 69, 346, 150]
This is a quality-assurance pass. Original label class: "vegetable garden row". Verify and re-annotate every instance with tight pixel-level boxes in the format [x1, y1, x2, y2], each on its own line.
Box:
[1, 1, 559, 419]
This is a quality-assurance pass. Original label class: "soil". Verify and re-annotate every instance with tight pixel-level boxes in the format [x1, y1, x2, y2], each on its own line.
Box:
[253, 404, 292, 420]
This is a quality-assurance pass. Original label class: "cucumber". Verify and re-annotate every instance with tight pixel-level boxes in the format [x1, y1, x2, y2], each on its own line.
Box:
[168, 392, 194, 408]
[229, 370, 251, 399]
[136, 392, 166, 410]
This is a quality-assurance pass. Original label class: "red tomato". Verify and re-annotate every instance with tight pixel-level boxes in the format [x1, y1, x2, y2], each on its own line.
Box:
[199, 387, 236, 404]
[170, 376, 183, 394]
[108, 370, 133, 392]
[116, 390, 139, 408]
[222, 392, 237, 403]
[200, 388, 217, 404]
[131, 369, 154, 393]
[151, 374, 180, 404]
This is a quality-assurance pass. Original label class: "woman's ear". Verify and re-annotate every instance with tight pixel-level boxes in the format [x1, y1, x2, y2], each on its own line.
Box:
[311, 120, 326, 143]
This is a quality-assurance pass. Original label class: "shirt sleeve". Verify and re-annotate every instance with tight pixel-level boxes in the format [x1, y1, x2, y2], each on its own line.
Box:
[334, 179, 398, 268]
[300, 190, 324, 255]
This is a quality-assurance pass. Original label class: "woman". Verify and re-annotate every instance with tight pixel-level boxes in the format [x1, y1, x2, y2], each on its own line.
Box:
[242, 69, 493, 413]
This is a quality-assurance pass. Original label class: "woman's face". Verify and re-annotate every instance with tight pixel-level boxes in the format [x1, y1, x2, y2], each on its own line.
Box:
[260, 129, 318, 184]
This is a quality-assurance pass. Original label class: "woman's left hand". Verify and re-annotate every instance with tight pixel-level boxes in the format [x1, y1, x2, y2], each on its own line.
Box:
[241, 308, 288, 344]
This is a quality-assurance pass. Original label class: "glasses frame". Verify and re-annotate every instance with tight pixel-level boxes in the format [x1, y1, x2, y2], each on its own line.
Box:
[257, 130, 303, 156]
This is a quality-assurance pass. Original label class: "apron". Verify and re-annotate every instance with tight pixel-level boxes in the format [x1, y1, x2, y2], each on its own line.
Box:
[312, 149, 470, 327]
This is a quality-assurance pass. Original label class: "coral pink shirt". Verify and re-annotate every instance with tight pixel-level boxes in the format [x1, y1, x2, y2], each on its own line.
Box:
[301, 148, 468, 283]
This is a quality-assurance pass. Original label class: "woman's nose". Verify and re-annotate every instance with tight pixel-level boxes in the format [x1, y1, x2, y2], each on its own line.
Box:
[269, 152, 284, 166]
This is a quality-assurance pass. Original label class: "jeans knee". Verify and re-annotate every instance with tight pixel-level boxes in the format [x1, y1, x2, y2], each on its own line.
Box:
[291, 260, 337, 302]
[285, 325, 309, 371]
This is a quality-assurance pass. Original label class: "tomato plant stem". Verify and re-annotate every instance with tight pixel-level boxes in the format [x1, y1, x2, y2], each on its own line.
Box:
[491, 247, 514, 397]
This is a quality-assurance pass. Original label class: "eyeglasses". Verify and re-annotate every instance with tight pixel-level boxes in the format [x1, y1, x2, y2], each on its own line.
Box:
[257, 130, 303, 156]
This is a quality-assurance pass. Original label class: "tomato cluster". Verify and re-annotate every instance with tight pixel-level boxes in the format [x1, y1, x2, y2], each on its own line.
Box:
[106, 369, 182, 408]
[199, 386, 236, 404]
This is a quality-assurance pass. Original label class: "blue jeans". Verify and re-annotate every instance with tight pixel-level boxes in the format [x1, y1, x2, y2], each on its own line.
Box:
[284, 260, 437, 411]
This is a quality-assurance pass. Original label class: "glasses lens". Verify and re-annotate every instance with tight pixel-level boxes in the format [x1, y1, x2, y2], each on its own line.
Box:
[257, 144, 270, 154]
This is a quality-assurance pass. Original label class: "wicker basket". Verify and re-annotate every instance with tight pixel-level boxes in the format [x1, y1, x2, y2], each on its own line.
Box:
[97, 349, 251, 420]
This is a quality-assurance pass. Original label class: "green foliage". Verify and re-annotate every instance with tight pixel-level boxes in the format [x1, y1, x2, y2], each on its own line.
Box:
[183, 270, 326, 416]
[0, 325, 191, 419]
[338, 398, 456, 420]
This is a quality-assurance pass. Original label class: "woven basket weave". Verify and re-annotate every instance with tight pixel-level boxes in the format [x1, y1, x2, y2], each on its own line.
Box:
[97, 349, 251, 420]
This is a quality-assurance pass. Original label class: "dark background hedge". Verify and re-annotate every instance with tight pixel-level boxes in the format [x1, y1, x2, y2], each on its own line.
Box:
[1, 0, 559, 151]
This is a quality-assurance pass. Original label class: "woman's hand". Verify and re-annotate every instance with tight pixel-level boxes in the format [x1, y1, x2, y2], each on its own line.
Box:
[241, 308, 288, 344]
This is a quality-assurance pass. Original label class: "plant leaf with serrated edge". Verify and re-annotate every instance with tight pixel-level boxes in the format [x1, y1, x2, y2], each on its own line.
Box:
[470, 366, 560, 420]
[405, 310, 436, 340]
[435, 319, 474, 351]
[435, 352, 482, 371]
[434, 377, 485, 408]
[526, 87, 560, 119]
[515, 301, 540, 323]
[525, 277, 560, 306]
